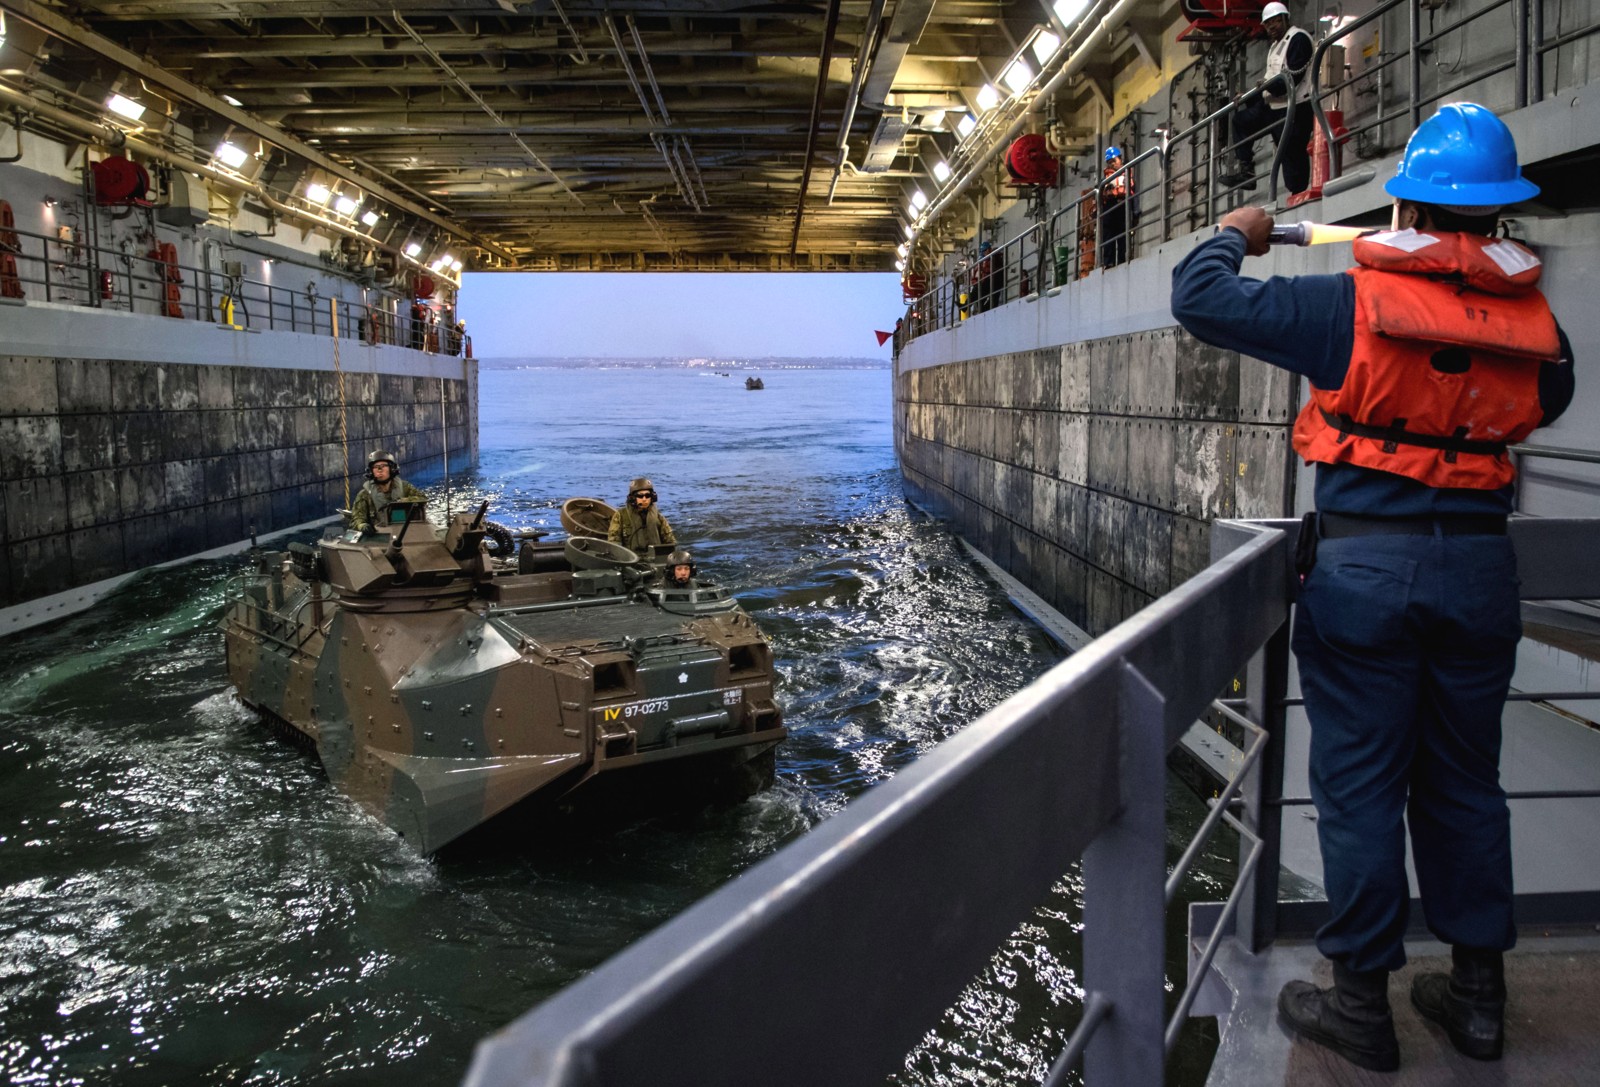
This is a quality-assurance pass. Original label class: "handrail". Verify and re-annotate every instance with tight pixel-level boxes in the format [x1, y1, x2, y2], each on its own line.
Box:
[1511, 442, 1600, 466]
[463, 515, 1600, 1085]
[0, 221, 469, 356]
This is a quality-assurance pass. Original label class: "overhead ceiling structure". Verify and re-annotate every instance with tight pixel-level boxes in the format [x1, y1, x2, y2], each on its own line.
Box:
[0, 0, 1160, 272]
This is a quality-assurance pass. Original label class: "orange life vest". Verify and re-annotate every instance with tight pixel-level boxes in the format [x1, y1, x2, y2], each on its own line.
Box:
[1291, 229, 1563, 490]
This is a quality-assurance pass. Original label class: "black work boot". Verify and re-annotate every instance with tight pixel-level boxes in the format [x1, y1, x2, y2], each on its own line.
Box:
[1278, 963, 1401, 1072]
[1410, 946, 1506, 1061]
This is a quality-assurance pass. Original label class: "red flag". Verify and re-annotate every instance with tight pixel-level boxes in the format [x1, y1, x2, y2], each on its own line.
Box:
[874, 329, 893, 346]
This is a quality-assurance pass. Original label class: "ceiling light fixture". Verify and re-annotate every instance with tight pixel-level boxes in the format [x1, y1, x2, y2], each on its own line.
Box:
[214, 141, 249, 169]
[1001, 59, 1034, 95]
[106, 94, 146, 121]
[1053, 0, 1090, 25]
[361, 210, 380, 227]
[404, 242, 422, 258]
[1032, 29, 1062, 63]
[932, 160, 952, 183]
[975, 84, 1001, 112]
[305, 182, 331, 204]
[334, 194, 359, 216]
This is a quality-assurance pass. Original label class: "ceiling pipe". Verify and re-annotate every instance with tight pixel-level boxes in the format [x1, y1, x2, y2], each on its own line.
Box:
[547, 0, 591, 64]
[824, 0, 887, 206]
[604, 16, 700, 211]
[391, 10, 583, 204]
[789, 0, 843, 254]
[0, 79, 452, 281]
[626, 15, 708, 208]
[911, 0, 1136, 241]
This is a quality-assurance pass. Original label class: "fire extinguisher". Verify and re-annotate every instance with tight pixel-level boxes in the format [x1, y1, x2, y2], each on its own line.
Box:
[100, 269, 114, 299]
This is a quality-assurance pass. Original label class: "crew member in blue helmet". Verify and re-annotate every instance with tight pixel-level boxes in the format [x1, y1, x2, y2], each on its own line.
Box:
[1098, 146, 1137, 268]
[1171, 103, 1574, 1071]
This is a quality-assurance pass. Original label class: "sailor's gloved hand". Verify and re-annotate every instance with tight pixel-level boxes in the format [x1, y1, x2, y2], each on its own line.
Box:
[342, 529, 363, 543]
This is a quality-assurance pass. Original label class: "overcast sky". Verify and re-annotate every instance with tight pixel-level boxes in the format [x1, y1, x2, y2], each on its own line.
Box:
[458, 272, 904, 359]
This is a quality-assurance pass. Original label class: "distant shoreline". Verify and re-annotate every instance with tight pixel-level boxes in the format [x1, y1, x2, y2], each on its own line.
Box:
[476, 356, 889, 371]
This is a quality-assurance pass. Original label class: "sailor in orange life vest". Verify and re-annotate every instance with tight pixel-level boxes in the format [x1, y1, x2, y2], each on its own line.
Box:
[1172, 102, 1574, 1072]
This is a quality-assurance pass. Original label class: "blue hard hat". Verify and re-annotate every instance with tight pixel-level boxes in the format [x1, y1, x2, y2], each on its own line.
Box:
[1383, 102, 1539, 207]
[1104, 146, 1123, 162]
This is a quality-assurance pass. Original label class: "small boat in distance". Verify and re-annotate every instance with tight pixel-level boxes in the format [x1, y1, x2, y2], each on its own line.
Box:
[745, 376, 765, 390]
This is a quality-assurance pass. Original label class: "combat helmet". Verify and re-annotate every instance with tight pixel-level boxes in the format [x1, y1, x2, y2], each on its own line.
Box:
[628, 477, 657, 501]
[367, 449, 399, 478]
[666, 548, 696, 585]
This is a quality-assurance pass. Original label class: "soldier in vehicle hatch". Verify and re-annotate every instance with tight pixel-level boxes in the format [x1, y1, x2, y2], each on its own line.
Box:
[608, 477, 676, 554]
[348, 449, 427, 534]
[665, 549, 696, 588]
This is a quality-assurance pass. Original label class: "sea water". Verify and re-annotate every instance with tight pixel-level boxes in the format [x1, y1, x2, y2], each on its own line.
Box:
[0, 365, 1223, 1085]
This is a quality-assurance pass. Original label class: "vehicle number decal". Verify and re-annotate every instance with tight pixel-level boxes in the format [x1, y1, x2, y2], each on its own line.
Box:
[599, 689, 741, 720]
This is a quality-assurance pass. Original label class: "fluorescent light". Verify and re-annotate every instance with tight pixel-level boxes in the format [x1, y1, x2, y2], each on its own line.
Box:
[107, 94, 146, 121]
[932, 160, 952, 182]
[305, 182, 331, 204]
[1032, 30, 1062, 63]
[334, 194, 359, 216]
[1053, 0, 1090, 24]
[404, 242, 422, 258]
[222, 94, 244, 107]
[450, 259, 463, 273]
[910, 189, 928, 210]
[896, 243, 908, 257]
[956, 113, 978, 138]
[439, 253, 454, 267]
[214, 141, 249, 169]
[904, 223, 916, 239]
[894, 259, 906, 272]
[975, 84, 1001, 112]
[1001, 59, 1034, 95]
[361, 210, 380, 227]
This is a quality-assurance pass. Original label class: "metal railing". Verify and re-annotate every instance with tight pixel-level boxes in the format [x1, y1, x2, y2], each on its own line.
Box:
[902, 0, 1600, 347]
[461, 515, 1600, 1085]
[0, 221, 469, 355]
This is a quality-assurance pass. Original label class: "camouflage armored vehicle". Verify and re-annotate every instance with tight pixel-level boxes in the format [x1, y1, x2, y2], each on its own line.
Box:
[221, 501, 784, 853]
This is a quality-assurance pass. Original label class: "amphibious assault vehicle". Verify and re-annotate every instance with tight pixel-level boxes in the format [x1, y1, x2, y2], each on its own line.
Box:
[221, 500, 784, 853]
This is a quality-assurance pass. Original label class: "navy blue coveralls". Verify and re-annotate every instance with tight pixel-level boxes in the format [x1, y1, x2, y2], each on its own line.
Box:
[1171, 228, 1575, 973]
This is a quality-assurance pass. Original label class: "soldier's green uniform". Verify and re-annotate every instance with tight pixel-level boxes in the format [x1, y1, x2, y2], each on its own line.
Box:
[349, 450, 426, 533]
[607, 504, 675, 550]
[608, 476, 676, 551]
[351, 477, 426, 532]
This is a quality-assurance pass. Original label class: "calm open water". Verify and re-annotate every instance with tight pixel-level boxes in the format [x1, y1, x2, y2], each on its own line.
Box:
[0, 365, 1223, 1085]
